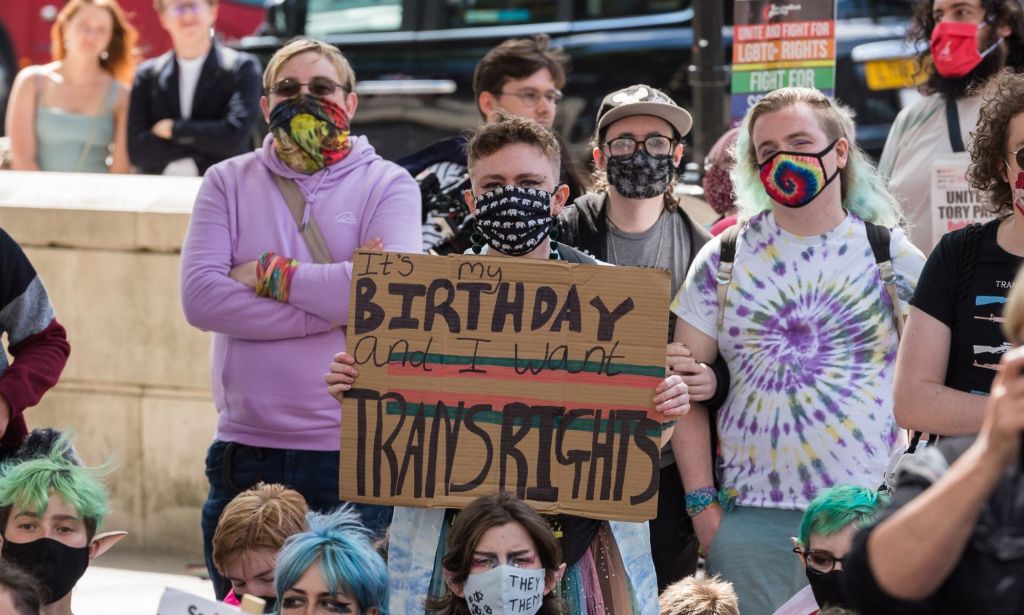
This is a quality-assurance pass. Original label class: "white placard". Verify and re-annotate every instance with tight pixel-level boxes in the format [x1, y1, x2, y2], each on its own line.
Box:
[156, 587, 241, 615]
[930, 153, 993, 249]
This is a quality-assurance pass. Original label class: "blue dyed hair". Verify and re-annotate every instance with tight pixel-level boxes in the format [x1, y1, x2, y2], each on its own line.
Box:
[798, 485, 889, 549]
[732, 87, 904, 228]
[274, 507, 388, 615]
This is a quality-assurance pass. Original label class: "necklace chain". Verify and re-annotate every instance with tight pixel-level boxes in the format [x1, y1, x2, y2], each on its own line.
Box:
[607, 208, 667, 268]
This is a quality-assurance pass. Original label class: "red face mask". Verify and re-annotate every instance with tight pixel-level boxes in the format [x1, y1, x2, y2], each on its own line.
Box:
[930, 21, 1001, 78]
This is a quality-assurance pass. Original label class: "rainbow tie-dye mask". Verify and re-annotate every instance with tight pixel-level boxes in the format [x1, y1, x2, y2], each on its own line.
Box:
[269, 94, 352, 173]
[758, 140, 840, 208]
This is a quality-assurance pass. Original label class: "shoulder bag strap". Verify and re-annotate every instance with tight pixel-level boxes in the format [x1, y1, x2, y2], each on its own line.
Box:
[715, 224, 742, 332]
[270, 174, 335, 264]
[865, 221, 905, 338]
[945, 96, 966, 153]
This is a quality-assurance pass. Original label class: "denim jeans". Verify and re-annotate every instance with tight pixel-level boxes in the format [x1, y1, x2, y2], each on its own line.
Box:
[201, 440, 393, 599]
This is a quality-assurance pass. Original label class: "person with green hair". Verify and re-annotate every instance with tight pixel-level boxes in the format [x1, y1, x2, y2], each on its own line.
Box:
[0, 435, 125, 615]
[774, 485, 888, 614]
[669, 86, 925, 614]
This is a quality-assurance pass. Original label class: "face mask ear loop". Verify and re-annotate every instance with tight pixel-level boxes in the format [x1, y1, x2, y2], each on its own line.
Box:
[819, 139, 842, 185]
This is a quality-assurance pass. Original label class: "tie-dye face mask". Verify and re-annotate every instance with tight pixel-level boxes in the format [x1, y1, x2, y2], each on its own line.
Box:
[758, 140, 840, 208]
[269, 94, 352, 173]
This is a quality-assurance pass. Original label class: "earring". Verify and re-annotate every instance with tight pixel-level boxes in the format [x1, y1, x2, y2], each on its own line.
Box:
[100, 49, 109, 61]
[548, 223, 560, 257]
[470, 227, 484, 255]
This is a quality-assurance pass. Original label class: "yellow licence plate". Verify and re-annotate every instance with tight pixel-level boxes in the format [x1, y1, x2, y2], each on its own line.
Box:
[865, 58, 925, 91]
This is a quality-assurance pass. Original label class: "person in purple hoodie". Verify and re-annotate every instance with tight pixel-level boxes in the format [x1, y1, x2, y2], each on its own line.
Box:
[179, 37, 421, 600]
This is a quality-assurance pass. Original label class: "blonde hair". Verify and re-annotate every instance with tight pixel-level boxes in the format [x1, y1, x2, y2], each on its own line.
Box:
[1003, 266, 1024, 345]
[734, 87, 903, 227]
[659, 575, 740, 615]
[263, 38, 356, 94]
[211, 483, 309, 574]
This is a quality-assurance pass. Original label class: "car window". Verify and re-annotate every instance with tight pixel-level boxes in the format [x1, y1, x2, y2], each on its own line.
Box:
[837, 0, 914, 19]
[441, 0, 559, 28]
[305, 0, 403, 36]
[574, 0, 689, 19]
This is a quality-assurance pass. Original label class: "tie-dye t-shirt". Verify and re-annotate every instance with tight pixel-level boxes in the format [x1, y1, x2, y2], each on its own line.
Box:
[671, 211, 925, 510]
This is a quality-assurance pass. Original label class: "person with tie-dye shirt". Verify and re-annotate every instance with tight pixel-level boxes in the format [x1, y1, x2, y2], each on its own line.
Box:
[669, 87, 926, 614]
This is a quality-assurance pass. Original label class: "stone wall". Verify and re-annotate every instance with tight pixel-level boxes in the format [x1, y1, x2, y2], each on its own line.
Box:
[0, 171, 212, 558]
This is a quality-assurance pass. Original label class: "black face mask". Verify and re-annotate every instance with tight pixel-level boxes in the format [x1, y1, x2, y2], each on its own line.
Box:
[2, 537, 90, 604]
[606, 150, 675, 199]
[806, 568, 847, 608]
[473, 184, 554, 257]
[232, 591, 278, 613]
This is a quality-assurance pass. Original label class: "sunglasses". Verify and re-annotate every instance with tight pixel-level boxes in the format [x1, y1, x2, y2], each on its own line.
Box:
[270, 77, 346, 98]
[1011, 146, 1024, 169]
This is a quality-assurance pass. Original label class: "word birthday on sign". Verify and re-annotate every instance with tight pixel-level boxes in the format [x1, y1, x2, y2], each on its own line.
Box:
[340, 251, 671, 521]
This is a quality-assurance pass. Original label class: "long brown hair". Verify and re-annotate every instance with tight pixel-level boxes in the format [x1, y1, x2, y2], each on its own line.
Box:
[425, 493, 565, 615]
[51, 0, 138, 83]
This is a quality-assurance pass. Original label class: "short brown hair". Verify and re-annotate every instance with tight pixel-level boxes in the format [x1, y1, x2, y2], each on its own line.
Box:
[659, 575, 740, 615]
[473, 34, 569, 119]
[211, 483, 308, 574]
[424, 493, 564, 615]
[263, 38, 356, 94]
[466, 112, 562, 176]
[968, 70, 1024, 216]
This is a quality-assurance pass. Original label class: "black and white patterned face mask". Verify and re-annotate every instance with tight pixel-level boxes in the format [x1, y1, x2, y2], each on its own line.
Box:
[473, 185, 554, 256]
[606, 150, 675, 199]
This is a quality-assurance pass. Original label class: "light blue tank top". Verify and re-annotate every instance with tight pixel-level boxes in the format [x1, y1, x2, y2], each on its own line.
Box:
[35, 80, 119, 173]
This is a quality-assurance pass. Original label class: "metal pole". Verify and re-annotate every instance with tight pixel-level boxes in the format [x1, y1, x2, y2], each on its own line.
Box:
[688, 2, 730, 164]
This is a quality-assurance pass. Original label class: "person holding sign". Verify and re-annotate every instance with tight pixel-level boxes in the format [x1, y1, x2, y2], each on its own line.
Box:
[0, 434, 125, 615]
[894, 70, 1024, 442]
[328, 115, 690, 614]
[274, 507, 388, 615]
[670, 87, 925, 614]
[179, 37, 422, 599]
[425, 492, 566, 615]
[879, 0, 1024, 253]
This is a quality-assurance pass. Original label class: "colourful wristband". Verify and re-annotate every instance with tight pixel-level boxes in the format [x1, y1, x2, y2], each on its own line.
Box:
[256, 251, 300, 303]
[685, 485, 738, 518]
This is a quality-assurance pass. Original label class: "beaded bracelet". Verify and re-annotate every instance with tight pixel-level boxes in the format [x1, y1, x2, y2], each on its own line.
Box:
[256, 251, 300, 303]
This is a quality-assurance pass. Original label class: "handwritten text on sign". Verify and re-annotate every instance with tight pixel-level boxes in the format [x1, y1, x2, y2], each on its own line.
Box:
[340, 251, 670, 521]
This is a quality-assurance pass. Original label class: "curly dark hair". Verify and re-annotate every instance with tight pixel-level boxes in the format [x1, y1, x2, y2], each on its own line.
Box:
[909, 0, 1024, 97]
[966, 69, 1024, 215]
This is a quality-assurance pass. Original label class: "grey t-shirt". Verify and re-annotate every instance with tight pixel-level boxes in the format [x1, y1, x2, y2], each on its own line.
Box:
[603, 208, 691, 300]
[603, 208, 693, 469]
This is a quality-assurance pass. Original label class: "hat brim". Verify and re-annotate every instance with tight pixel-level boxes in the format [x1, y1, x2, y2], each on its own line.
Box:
[597, 102, 693, 138]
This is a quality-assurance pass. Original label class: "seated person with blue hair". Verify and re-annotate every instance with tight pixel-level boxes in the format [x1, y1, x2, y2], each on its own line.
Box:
[774, 485, 888, 615]
[0, 434, 125, 615]
[275, 507, 388, 615]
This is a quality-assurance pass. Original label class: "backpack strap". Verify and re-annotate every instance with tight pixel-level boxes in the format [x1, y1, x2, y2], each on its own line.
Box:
[715, 224, 742, 332]
[865, 221, 905, 338]
[270, 174, 335, 264]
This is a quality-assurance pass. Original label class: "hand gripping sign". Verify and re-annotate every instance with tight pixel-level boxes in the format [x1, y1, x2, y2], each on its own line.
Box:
[340, 251, 670, 521]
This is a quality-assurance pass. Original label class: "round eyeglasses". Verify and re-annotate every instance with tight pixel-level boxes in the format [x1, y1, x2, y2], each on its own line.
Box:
[498, 89, 564, 107]
[794, 547, 843, 574]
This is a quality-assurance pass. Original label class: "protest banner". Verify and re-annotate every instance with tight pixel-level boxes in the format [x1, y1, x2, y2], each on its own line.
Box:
[929, 154, 993, 250]
[340, 251, 670, 521]
[156, 588, 241, 615]
[731, 0, 838, 122]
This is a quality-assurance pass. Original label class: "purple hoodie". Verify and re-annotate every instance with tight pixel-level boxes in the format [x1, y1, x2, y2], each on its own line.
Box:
[181, 134, 421, 450]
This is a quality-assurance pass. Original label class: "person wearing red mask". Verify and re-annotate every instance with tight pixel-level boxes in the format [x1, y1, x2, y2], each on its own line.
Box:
[879, 0, 1024, 254]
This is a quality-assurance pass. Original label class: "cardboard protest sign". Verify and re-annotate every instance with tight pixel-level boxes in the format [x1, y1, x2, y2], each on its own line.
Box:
[731, 0, 837, 122]
[340, 251, 670, 521]
[930, 154, 992, 250]
[157, 588, 240, 615]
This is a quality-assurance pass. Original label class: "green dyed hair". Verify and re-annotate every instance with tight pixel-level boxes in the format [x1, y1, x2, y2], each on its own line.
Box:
[0, 436, 109, 539]
[798, 485, 888, 549]
[733, 87, 904, 228]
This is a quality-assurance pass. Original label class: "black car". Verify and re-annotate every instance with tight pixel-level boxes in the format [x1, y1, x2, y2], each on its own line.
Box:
[238, 0, 915, 162]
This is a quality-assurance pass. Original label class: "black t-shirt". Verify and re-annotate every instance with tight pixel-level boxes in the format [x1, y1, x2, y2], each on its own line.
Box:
[910, 219, 1023, 395]
[844, 437, 1024, 614]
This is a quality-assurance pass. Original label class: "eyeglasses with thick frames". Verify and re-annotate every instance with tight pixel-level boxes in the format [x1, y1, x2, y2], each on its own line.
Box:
[604, 135, 675, 158]
[793, 547, 843, 574]
[498, 89, 564, 107]
[270, 77, 347, 98]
